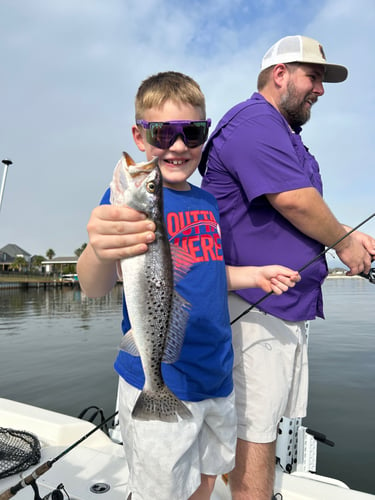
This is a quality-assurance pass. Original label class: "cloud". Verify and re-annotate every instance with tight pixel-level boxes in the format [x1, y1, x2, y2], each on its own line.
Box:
[0, 0, 374, 256]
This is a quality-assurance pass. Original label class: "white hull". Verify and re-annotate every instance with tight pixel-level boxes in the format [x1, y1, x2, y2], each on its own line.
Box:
[0, 398, 373, 500]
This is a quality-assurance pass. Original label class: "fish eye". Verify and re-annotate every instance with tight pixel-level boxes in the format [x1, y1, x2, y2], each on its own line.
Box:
[146, 181, 156, 193]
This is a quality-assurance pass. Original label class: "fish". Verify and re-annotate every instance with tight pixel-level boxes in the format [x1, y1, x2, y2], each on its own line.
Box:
[110, 152, 193, 422]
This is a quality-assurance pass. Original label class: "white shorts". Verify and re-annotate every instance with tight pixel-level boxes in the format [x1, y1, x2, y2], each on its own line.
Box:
[118, 377, 236, 500]
[229, 293, 309, 443]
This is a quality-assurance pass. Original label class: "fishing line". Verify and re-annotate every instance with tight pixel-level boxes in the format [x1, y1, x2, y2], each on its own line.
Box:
[0, 410, 119, 500]
[230, 212, 375, 325]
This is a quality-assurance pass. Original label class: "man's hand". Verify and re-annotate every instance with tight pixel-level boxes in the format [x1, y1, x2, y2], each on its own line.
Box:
[335, 226, 374, 276]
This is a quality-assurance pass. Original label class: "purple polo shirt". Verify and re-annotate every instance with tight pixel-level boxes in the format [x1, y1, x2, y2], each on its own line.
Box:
[200, 93, 327, 321]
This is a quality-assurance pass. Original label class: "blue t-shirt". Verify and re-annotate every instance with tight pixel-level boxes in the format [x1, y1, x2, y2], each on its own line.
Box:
[201, 92, 327, 322]
[101, 184, 233, 401]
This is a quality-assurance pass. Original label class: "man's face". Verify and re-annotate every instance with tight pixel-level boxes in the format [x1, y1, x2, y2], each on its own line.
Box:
[279, 63, 325, 128]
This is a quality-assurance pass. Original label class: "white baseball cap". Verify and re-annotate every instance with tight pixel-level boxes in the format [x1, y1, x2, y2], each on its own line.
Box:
[261, 35, 348, 83]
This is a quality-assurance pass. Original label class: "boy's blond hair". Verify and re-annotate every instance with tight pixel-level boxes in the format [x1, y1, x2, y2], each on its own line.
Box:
[135, 71, 206, 121]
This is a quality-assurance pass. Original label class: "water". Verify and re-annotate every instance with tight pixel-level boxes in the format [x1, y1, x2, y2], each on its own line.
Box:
[305, 277, 375, 494]
[0, 285, 123, 417]
[0, 278, 374, 494]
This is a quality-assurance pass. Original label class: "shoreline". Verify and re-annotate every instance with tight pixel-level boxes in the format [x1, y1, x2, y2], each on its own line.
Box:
[326, 274, 362, 279]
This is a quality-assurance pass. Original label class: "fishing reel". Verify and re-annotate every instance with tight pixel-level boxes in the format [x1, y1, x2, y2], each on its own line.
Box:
[359, 266, 375, 284]
[30, 481, 69, 500]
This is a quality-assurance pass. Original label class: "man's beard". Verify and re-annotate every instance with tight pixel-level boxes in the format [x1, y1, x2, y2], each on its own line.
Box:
[279, 81, 314, 129]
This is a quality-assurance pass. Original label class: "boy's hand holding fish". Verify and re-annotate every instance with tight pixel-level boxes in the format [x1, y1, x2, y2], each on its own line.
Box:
[78, 204, 156, 298]
[87, 204, 156, 261]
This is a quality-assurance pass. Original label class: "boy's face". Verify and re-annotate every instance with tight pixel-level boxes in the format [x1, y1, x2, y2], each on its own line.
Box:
[132, 100, 204, 191]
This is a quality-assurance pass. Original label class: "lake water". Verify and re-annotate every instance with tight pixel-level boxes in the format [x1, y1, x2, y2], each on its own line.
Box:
[0, 278, 374, 494]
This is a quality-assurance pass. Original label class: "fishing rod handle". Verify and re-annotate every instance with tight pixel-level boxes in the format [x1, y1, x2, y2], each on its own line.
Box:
[0, 409, 119, 500]
[0, 461, 51, 500]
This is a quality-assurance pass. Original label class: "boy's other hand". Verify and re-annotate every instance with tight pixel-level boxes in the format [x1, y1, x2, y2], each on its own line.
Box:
[258, 266, 301, 295]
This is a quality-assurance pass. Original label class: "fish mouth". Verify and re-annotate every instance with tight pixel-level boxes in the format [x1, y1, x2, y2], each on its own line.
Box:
[123, 152, 158, 177]
[123, 152, 136, 166]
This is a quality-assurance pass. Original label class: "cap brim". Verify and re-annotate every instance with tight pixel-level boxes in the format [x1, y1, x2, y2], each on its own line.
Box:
[323, 64, 348, 83]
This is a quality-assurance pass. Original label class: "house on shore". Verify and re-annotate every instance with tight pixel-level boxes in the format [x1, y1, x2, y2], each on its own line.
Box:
[41, 256, 78, 274]
[0, 244, 78, 274]
[0, 244, 31, 271]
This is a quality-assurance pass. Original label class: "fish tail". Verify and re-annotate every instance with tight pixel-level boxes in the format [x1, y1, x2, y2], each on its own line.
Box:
[132, 385, 192, 422]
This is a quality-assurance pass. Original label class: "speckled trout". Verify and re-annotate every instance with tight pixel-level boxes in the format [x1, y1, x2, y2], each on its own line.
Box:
[110, 152, 193, 422]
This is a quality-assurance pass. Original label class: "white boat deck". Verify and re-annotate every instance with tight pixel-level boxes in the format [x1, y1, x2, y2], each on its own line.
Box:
[0, 398, 373, 500]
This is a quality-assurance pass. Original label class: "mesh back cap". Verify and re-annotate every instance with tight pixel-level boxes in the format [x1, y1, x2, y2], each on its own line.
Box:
[261, 35, 348, 83]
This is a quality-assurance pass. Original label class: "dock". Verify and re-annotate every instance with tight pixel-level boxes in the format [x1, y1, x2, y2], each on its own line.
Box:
[0, 280, 80, 290]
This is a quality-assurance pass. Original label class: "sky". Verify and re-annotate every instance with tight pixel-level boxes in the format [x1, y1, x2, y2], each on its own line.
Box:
[0, 0, 374, 263]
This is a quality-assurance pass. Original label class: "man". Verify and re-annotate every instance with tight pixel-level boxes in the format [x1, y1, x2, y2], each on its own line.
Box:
[200, 35, 375, 500]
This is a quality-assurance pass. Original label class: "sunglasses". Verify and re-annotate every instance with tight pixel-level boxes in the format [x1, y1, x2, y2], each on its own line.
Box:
[136, 119, 211, 149]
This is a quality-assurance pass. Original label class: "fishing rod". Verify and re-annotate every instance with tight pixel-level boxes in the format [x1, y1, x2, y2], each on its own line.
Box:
[0, 159, 13, 213]
[0, 410, 119, 500]
[231, 212, 375, 325]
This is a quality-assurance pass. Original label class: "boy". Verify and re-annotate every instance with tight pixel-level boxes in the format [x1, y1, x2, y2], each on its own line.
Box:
[77, 71, 300, 500]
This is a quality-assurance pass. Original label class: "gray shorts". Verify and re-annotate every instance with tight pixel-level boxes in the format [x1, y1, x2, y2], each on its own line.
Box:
[229, 293, 309, 443]
[118, 377, 236, 500]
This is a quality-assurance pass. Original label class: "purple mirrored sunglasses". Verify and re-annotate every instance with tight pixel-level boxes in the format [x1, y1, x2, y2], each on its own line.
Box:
[136, 119, 211, 149]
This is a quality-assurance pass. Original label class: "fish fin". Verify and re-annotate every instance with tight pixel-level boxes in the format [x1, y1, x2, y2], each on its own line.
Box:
[162, 290, 191, 364]
[132, 386, 192, 422]
[119, 329, 139, 357]
[170, 244, 195, 284]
